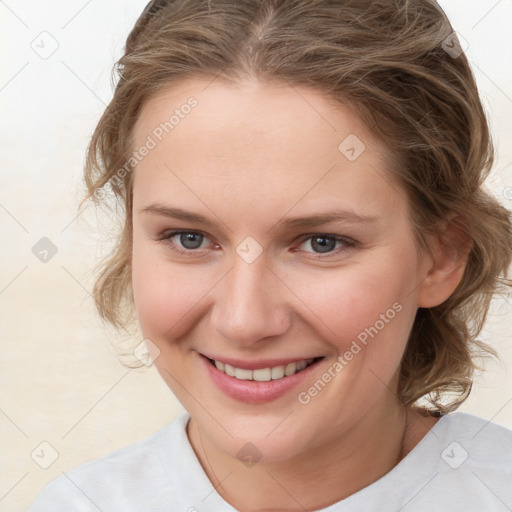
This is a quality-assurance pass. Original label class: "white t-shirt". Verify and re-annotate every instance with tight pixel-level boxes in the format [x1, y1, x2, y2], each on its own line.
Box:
[29, 412, 512, 511]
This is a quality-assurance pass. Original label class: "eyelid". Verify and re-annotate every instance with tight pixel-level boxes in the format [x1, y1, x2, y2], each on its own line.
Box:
[296, 232, 357, 244]
[157, 228, 209, 240]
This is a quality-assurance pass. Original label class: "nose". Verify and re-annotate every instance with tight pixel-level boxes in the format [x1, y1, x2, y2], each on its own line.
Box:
[211, 256, 292, 347]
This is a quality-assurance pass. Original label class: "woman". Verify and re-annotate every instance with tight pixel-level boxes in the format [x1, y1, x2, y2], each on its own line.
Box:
[30, 0, 512, 510]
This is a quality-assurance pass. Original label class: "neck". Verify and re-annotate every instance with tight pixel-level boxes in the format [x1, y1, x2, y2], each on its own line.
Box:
[187, 399, 427, 511]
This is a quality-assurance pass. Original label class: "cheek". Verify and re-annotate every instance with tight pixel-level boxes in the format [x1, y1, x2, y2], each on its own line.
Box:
[289, 256, 418, 363]
[288, 263, 418, 414]
[131, 235, 214, 340]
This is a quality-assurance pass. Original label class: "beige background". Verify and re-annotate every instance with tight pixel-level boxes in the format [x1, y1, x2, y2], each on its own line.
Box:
[1, 1, 511, 511]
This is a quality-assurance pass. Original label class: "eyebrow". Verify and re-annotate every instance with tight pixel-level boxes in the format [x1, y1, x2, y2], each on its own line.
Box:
[140, 204, 378, 230]
[140, 205, 217, 228]
[272, 210, 378, 231]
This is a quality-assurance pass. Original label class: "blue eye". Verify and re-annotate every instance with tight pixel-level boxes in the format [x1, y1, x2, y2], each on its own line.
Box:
[298, 235, 354, 254]
[156, 230, 355, 257]
[177, 232, 205, 249]
[160, 230, 210, 251]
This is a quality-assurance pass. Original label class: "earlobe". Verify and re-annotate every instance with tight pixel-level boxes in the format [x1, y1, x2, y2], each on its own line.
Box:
[417, 216, 472, 308]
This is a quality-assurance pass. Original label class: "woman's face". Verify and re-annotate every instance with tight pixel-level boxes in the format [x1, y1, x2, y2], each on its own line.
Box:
[131, 78, 434, 463]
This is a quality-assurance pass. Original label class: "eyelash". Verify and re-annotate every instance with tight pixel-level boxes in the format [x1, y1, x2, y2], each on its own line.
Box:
[156, 229, 358, 258]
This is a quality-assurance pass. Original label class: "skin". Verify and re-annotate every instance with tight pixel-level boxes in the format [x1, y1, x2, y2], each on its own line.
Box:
[130, 78, 467, 511]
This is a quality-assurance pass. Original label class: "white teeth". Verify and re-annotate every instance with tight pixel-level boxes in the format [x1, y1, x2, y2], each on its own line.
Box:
[253, 368, 272, 382]
[271, 365, 285, 380]
[284, 362, 296, 376]
[224, 363, 236, 377]
[212, 358, 316, 381]
[235, 368, 252, 380]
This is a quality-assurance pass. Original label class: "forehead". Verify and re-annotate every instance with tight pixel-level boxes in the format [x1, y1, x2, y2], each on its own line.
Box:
[134, 77, 383, 160]
[131, 78, 404, 222]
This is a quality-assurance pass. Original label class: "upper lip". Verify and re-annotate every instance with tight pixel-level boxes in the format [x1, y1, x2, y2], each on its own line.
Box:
[200, 353, 322, 370]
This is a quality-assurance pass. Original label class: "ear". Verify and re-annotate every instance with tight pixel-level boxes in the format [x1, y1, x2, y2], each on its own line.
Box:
[417, 215, 472, 308]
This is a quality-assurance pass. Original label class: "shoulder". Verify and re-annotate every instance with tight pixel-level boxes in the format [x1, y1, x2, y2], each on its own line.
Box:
[434, 411, 512, 469]
[29, 414, 190, 512]
[345, 412, 512, 511]
[408, 412, 512, 510]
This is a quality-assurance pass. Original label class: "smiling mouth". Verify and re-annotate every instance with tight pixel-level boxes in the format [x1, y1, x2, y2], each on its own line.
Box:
[206, 357, 323, 381]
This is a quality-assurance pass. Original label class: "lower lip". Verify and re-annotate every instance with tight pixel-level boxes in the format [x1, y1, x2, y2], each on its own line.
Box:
[201, 355, 322, 404]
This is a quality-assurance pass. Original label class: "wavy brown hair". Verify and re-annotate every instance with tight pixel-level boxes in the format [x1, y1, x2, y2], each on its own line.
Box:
[84, 0, 512, 412]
